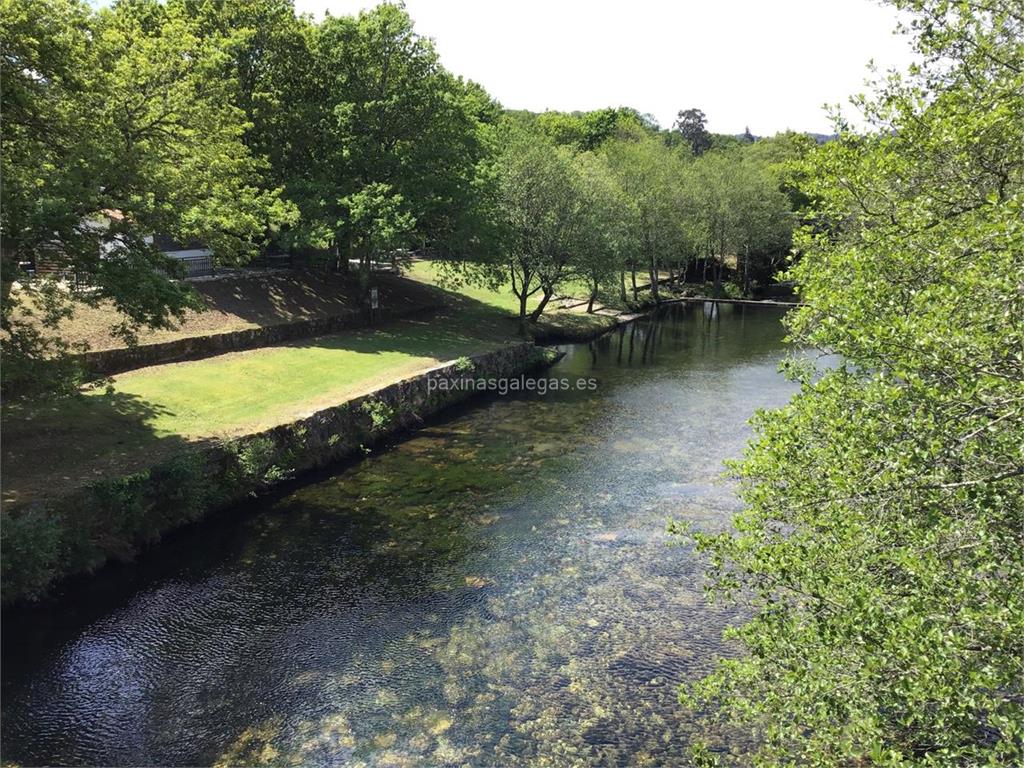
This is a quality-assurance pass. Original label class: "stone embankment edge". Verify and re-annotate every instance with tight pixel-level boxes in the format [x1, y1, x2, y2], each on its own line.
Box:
[534, 295, 797, 344]
[76, 302, 446, 376]
[2, 342, 560, 604]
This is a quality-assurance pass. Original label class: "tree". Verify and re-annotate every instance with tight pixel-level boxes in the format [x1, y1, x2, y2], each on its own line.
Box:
[342, 183, 416, 291]
[493, 127, 583, 331]
[305, 4, 492, 287]
[536, 107, 633, 151]
[673, 107, 712, 156]
[182, 0, 320, 250]
[730, 161, 791, 295]
[603, 136, 690, 303]
[688, 151, 792, 294]
[679, 1, 1024, 764]
[743, 130, 817, 212]
[570, 153, 632, 313]
[0, 0, 290, 395]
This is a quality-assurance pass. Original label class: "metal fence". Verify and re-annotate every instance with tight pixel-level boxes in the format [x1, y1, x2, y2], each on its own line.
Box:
[173, 253, 215, 279]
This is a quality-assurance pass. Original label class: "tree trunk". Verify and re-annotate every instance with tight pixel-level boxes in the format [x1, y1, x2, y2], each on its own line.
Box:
[517, 288, 529, 335]
[631, 266, 638, 301]
[512, 262, 529, 335]
[359, 251, 372, 297]
[333, 232, 350, 274]
[715, 242, 724, 292]
[742, 245, 751, 296]
[587, 273, 598, 313]
[619, 271, 628, 303]
[529, 286, 553, 322]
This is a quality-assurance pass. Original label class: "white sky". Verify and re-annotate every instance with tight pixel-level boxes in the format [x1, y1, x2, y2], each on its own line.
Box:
[293, 0, 917, 135]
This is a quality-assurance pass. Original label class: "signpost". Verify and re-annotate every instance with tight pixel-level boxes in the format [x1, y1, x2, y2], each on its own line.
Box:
[369, 286, 379, 325]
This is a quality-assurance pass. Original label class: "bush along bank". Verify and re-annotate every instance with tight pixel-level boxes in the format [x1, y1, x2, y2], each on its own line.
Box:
[1, 343, 561, 604]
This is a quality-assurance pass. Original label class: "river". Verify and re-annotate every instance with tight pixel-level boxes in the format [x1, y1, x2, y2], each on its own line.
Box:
[2, 302, 794, 767]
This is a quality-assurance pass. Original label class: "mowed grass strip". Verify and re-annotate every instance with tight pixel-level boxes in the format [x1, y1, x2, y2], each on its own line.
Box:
[105, 312, 511, 439]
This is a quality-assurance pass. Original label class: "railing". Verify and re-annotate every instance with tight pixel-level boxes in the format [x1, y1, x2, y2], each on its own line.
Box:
[246, 253, 293, 271]
[174, 253, 215, 279]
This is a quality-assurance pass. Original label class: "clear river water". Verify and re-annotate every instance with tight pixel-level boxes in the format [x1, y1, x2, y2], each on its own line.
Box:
[2, 302, 794, 767]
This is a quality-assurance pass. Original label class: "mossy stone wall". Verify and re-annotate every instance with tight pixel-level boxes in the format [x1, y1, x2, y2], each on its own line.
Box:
[2, 343, 559, 603]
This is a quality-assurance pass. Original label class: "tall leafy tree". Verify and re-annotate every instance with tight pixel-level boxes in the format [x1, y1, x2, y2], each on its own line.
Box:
[306, 4, 493, 288]
[1, 0, 97, 389]
[688, 151, 792, 293]
[493, 126, 584, 331]
[0, 0, 289, 394]
[673, 107, 712, 156]
[604, 135, 690, 301]
[680, 1, 1024, 764]
[570, 152, 633, 313]
[180, 0, 319, 242]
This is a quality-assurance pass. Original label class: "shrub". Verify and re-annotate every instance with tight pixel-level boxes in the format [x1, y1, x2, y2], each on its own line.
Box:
[149, 453, 211, 524]
[235, 436, 280, 483]
[361, 398, 394, 433]
[0, 507, 62, 602]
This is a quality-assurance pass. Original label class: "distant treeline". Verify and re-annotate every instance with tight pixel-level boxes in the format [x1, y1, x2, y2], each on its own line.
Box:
[2, 0, 813, 393]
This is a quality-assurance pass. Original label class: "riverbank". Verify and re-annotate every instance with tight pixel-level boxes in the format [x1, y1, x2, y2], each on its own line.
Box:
[3, 266, 616, 504]
[1, 301, 795, 767]
[0, 263, 783, 603]
[1, 342, 561, 603]
[1, 262, 604, 603]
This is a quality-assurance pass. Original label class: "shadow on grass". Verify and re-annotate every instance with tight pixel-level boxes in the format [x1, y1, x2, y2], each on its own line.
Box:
[194, 270, 447, 327]
[272, 276, 528, 358]
[1, 278, 605, 506]
[1, 390, 207, 506]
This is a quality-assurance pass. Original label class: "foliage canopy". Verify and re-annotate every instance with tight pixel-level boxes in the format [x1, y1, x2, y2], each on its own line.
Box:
[679, 1, 1024, 764]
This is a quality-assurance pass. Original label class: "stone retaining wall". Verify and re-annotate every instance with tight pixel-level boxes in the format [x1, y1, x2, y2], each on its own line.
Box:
[2, 342, 558, 603]
[77, 303, 444, 376]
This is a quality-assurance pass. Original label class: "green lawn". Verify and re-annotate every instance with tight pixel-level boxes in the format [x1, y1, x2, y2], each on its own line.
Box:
[3, 261, 618, 503]
[405, 259, 666, 313]
[3, 280, 524, 501]
[107, 312, 513, 439]
[404, 260, 534, 313]
[406, 259, 620, 338]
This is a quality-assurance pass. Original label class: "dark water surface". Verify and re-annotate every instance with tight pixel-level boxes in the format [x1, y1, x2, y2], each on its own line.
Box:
[2, 303, 794, 767]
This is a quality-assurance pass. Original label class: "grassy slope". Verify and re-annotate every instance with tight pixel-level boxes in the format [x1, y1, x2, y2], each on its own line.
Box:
[12, 270, 394, 350]
[404, 260, 531, 312]
[3, 262, 619, 503]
